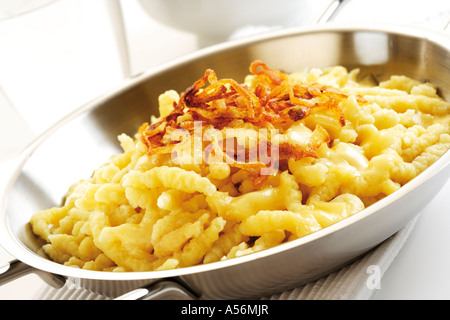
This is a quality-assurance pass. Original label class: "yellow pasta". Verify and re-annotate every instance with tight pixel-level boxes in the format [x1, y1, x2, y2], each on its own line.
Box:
[122, 167, 217, 197]
[29, 61, 450, 272]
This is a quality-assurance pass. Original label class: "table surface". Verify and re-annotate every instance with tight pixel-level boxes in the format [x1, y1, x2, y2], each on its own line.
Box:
[0, 0, 450, 300]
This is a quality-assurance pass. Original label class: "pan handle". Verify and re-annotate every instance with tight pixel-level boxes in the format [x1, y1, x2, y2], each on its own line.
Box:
[0, 253, 65, 289]
[114, 279, 198, 300]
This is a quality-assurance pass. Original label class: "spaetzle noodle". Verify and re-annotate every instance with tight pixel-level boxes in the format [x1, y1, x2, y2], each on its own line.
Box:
[30, 61, 450, 272]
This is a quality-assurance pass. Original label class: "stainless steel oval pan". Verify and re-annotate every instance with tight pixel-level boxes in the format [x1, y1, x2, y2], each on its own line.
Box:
[1, 23, 450, 299]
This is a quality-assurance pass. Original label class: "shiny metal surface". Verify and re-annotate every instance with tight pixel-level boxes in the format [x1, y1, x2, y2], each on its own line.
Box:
[115, 280, 197, 300]
[1, 23, 450, 299]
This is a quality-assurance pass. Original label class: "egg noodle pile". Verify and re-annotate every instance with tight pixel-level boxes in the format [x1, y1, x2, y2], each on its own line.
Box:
[30, 61, 450, 272]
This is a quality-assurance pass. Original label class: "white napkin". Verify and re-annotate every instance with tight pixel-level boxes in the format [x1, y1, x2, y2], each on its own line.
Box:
[263, 216, 418, 300]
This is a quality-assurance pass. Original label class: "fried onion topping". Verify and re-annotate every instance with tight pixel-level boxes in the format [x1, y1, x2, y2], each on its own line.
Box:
[140, 60, 356, 185]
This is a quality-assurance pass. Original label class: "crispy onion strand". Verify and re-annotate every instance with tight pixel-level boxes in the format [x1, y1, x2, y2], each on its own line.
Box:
[140, 60, 355, 185]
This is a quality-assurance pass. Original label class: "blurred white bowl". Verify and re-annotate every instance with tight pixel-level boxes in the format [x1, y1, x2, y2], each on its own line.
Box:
[137, 0, 327, 46]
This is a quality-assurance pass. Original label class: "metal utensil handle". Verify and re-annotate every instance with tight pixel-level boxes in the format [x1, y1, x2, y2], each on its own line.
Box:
[0, 258, 65, 289]
[320, 0, 450, 31]
[316, 0, 349, 24]
[115, 279, 198, 300]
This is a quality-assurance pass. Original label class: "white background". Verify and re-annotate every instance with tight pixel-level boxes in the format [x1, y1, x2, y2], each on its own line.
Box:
[0, 0, 450, 299]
